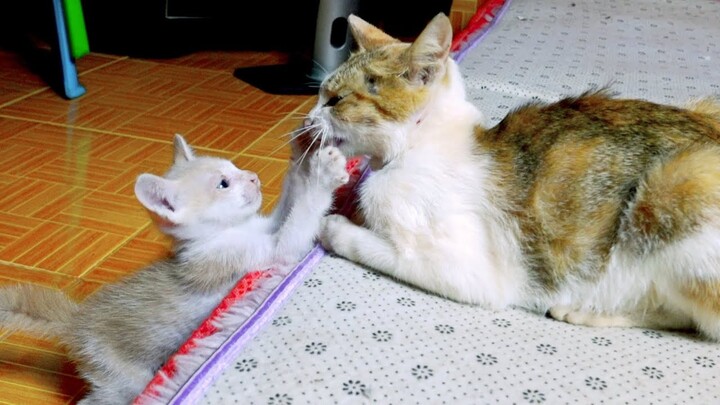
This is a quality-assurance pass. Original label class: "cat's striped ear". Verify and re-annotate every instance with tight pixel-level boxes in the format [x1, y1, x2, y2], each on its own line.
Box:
[348, 14, 398, 51]
[406, 13, 452, 85]
[173, 134, 195, 164]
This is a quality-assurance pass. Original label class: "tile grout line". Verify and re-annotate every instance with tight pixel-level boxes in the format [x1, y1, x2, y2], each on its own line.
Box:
[77, 56, 129, 77]
[1, 341, 74, 364]
[0, 114, 288, 159]
[0, 88, 50, 110]
[235, 98, 316, 160]
[74, 222, 153, 279]
[0, 374, 77, 395]
[0, 56, 129, 111]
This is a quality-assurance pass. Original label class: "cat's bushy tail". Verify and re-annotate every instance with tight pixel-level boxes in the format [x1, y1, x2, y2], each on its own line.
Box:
[688, 97, 720, 135]
[0, 284, 78, 339]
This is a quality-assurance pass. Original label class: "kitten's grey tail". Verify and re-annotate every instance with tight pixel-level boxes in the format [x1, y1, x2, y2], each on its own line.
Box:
[0, 284, 79, 339]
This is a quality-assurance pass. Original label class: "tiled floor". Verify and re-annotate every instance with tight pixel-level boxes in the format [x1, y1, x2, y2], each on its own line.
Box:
[0, 47, 315, 404]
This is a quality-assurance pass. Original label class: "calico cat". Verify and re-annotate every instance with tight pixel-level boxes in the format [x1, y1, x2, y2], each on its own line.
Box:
[0, 135, 349, 404]
[309, 13, 720, 340]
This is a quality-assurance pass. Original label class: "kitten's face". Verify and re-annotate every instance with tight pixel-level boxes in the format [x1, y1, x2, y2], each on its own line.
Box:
[304, 14, 452, 162]
[168, 157, 262, 225]
[135, 135, 262, 232]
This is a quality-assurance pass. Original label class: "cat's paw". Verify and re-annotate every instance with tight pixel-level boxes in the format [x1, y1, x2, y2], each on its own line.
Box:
[310, 146, 350, 189]
[548, 306, 634, 328]
[319, 214, 354, 256]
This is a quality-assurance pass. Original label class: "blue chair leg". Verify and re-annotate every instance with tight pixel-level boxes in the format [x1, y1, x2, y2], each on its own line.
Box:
[52, 0, 86, 99]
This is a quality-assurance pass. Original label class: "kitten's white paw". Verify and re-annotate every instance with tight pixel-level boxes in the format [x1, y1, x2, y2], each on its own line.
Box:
[319, 214, 354, 255]
[311, 146, 349, 189]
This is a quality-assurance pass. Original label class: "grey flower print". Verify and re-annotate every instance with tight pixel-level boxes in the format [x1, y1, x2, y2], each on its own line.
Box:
[591, 336, 612, 346]
[234, 358, 258, 372]
[585, 376, 607, 390]
[694, 356, 716, 368]
[642, 366, 664, 379]
[343, 380, 366, 396]
[272, 316, 291, 327]
[303, 278, 322, 288]
[268, 393, 292, 405]
[536, 344, 557, 355]
[362, 271, 381, 280]
[492, 318, 511, 328]
[435, 324, 455, 334]
[642, 330, 662, 339]
[305, 342, 327, 355]
[411, 365, 434, 380]
[476, 353, 498, 365]
[397, 297, 416, 307]
[523, 389, 546, 403]
[336, 301, 356, 311]
[372, 330, 392, 342]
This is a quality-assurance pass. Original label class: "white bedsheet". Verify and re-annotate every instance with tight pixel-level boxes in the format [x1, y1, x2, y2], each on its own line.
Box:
[203, 256, 718, 404]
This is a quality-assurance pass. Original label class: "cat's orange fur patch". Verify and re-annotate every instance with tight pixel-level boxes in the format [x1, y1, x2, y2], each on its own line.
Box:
[682, 280, 720, 313]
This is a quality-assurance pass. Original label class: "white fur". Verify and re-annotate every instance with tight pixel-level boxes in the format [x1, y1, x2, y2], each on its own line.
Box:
[318, 60, 529, 307]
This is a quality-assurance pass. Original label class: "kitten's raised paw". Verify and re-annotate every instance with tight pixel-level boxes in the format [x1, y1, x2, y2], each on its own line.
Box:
[311, 146, 350, 189]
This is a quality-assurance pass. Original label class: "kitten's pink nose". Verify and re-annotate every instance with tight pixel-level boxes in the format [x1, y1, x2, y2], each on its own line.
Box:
[303, 118, 312, 128]
[248, 172, 259, 185]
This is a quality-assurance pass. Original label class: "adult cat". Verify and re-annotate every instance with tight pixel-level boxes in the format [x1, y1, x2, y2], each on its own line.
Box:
[311, 13, 720, 340]
[0, 135, 349, 404]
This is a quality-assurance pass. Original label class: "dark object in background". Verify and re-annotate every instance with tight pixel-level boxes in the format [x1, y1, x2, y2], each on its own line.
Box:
[1, 0, 451, 59]
[83, 0, 452, 58]
[231, 0, 452, 95]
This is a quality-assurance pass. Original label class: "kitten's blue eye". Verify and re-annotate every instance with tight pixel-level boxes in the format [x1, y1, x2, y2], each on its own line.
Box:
[217, 179, 230, 189]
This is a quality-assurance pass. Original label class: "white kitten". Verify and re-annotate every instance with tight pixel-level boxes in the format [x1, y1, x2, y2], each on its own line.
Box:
[0, 134, 349, 405]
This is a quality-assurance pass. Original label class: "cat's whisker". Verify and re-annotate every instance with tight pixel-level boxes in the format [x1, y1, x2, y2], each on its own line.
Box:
[311, 59, 329, 76]
[270, 127, 323, 156]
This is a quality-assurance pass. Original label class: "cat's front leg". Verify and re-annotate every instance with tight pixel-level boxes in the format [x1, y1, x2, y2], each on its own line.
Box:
[320, 214, 399, 272]
[274, 147, 349, 260]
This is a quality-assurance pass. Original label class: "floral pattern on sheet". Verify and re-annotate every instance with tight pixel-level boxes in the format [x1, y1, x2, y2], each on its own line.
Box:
[461, 0, 720, 126]
[202, 257, 719, 404]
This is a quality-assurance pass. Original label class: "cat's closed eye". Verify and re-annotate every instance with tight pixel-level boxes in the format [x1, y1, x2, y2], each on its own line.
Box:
[217, 178, 230, 189]
[366, 76, 378, 94]
[325, 95, 342, 107]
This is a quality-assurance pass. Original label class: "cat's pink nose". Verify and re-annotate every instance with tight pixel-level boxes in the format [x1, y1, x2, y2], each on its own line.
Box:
[248, 173, 259, 185]
[303, 118, 312, 128]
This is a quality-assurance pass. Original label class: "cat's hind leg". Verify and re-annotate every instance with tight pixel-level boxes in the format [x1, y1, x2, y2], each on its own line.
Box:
[548, 306, 637, 327]
[548, 304, 694, 330]
[623, 143, 720, 340]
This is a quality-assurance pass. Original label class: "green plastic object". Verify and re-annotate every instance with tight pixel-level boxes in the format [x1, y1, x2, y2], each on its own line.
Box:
[63, 0, 90, 59]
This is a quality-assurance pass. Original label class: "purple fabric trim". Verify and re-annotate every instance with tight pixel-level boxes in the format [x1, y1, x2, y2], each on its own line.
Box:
[453, 0, 512, 63]
[169, 246, 326, 404]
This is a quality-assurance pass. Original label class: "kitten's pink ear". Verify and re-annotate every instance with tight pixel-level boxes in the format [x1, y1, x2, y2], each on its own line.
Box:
[173, 134, 195, 164]
[134, 173, 182, 226]
[348, 14, 398, 51]
[406, 13, 452, 85]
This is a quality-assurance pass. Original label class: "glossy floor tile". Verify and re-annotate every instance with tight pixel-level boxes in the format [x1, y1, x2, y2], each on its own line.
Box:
[0, 47, 313, 404]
